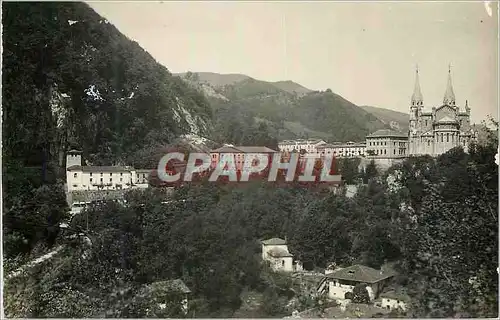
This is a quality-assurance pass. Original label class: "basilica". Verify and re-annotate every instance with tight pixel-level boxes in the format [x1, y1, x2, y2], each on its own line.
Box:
[408, 66, 475, 156]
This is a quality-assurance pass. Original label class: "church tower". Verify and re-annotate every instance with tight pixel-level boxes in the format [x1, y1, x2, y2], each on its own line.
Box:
[443, 64, 456, 107]
[409, 66, 423, 155]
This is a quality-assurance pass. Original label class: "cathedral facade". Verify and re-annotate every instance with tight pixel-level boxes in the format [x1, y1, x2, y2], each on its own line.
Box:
[408, 67, 475, 156]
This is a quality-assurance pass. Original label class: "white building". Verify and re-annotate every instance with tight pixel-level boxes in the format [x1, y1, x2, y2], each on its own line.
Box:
[65, 149, 150, 192]
[261, 237, 302, 273]
[319, 264, 394, 301]
[365, 129, 409, 158]
[377, 290, 410, 311]
[317, 142, 366, 158]
[278, 139, 327, 154]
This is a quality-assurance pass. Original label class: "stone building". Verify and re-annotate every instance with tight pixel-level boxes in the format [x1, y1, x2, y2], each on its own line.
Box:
[408, 66, 476, 156]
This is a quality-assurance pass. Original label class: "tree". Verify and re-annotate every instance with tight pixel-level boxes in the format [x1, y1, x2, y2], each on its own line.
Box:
[338, 158, 361, 184]
[363, 160, 378, 183]
[401, 145, 498, 318]
[260, 287, 287, 317]
[352, 284, 370, 303]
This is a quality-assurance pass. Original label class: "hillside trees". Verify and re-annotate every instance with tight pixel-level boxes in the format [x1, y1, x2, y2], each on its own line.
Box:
[2, 2, 212, 169]
[400, 145, 498, 318]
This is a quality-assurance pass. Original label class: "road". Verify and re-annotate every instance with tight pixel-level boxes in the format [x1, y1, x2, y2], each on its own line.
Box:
[5, 245, 65, 280]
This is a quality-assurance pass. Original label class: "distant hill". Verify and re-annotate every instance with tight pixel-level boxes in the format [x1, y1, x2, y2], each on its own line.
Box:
[177, 72, 396, 143]
[359, 105, 409, 132]
[269, 80, 312, 95]
[175, 72, 251, 87]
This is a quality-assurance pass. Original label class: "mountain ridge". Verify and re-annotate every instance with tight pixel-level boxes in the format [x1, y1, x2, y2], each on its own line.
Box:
[176, 71, 409, 143]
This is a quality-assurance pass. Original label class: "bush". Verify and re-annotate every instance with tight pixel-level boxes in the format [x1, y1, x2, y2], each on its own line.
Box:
[352, 284, 370, 303]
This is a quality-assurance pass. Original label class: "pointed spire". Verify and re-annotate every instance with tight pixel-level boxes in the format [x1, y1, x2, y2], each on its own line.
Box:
[411, 64, 423, 106]
[443, 64, 456, 106]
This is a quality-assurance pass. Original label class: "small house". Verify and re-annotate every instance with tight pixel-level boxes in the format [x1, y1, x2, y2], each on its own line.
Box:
[145, 279, 192, 314]
[377, 290, 410, 311]
[261, 237, 303, 272]
[321, 264, 394, 301]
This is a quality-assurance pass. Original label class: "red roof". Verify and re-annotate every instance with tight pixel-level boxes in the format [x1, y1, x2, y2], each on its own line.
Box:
[210, 146, 278, 153]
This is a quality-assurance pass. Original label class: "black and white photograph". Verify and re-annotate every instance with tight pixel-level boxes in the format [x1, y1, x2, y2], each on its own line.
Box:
[1, 1, 499, 318]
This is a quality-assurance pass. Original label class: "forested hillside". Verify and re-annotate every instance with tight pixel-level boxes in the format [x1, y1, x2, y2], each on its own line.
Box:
[178, 72, 398, 143]
[2, 1, 213, 275]
[2, 2, 212, 172]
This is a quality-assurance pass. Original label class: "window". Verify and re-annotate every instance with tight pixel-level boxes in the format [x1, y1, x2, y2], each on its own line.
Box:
[110, 173, 112, 176]
[90, 178, 93, 183]
[120, 178, 123, 182]
[425, 120, 428, 126]
[100, 172, 103, 177]
[73, 173, 78, 178]
[90, 172, 92, 176]
[394, 150, 396, 154]
[120, 173, 123, 176]
[282, 260, 285, 267]
[446, 133, 449, 142]
[73, 184, 77, 187]
[100, 178, 103, 183]
[384, 149, 387, 154]
[110, 178, 113, 183]
[427, 140, 430, 146]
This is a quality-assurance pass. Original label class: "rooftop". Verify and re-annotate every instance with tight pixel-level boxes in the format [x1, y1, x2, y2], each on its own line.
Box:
[261, 237, 287, 245]
[367, 129, 407, 138]
[67, 165, 135, 172]
[318, 142, 366, 149]
[324, 264, 394, 284]
[279, 139, 326, 145]
[211, 146, 278, 153]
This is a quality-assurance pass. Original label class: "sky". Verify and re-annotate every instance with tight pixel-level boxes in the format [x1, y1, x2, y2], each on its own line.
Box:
[88, 1, 498, 124]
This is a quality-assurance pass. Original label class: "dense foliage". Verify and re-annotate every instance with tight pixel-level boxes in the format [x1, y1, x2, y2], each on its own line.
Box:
[2, 2, 212, 170]
[5, 138, 498, 317]
[2, 1, 212, 271]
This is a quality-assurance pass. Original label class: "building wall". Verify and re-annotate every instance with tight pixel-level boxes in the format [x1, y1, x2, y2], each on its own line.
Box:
[365, 137, 408, 158]
[318, 143, 366, 158]
[66, 169, 151, 191]
[380, 298, 407, 311]
[327, 280, 354, 299]
[327, 280, 375, 300]
[210, 152, 273, 172]
[262, 244, 289, 260]
[326, 278, 390, 301]
[409, 104, 474, 157]
[67, 153, 82, 168]
[278, 140, 326, 153]
[269, 256, 294, 272]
